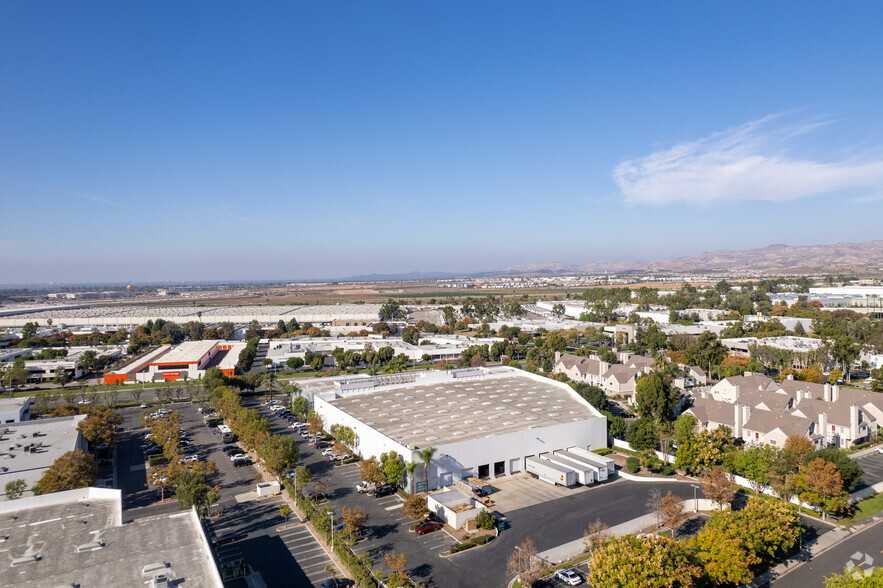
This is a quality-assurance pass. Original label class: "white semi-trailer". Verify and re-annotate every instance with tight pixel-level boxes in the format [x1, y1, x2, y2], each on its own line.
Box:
[567, 447, 615, 478]
[526, 456, 576, 487]
[540, 453, 594, 485]
[553, 449, 608, 482]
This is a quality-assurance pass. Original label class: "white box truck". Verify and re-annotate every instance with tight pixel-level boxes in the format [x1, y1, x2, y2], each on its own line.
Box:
[553, 449, 607, 482]
[567, 447, 615, 478]
[540, 453, 594, 485]
[526, 456, 576, 487]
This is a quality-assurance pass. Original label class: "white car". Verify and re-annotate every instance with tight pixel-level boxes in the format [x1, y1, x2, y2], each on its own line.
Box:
[321, 448, 336, 456]
[875, 447, 883, 455]
[555, 568, 583, 586]
[230, 453, 248, 461]
[180, 455, 199, 463]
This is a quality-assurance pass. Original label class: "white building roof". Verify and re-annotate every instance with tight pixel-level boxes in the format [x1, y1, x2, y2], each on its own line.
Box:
[0, 415, 86, 496]
[320, 368, 604, 448]
[0, 487, 222, 587]
[151, 340, 218, 365]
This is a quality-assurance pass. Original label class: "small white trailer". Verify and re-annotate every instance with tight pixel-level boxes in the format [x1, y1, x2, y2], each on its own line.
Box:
[539, 453, 594, 485]
[553, 450, 607, 482]
[526, 456, 576, 487]
[567, 447, 615, 478]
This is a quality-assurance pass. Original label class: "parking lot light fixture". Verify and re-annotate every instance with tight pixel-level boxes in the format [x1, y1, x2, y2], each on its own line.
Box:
[691, 484, 699, 512]
[327, 511, 334, 550]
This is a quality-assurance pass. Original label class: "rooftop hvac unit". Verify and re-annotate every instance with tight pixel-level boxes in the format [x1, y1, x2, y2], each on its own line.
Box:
[152, 575, 170, 588]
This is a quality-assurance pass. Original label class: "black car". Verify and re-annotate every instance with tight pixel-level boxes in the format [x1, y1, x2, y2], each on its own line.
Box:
[233, 457, 252, 467]
[320, 580, 354, 588]
[222, 446, 239, 455]
[144, 446, 162, 456]
[210, 529, 244, 546]
[372, 485, 395, 498]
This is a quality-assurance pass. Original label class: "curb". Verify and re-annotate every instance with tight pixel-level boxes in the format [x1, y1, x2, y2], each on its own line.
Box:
[438, 529, 498, 558]
[616, 470, 689, 483]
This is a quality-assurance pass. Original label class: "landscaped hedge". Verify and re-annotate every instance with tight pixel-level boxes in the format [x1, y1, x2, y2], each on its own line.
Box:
[626, 457, 640, 473]
[593, 447, 614, 456]
[449, 533, 495, 553]
[148, 454, 169, 467]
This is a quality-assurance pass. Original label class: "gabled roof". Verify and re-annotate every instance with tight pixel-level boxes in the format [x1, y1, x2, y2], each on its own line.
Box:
[602, 365, 640, 384]
[743, 410, 813, 438]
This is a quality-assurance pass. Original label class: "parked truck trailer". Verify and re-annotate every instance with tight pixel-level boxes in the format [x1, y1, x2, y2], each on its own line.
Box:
[539, 453, 594, 485]
[525, 456, 576, 487]
[566, 447, 615, 478]
[553, 449, 608, 482]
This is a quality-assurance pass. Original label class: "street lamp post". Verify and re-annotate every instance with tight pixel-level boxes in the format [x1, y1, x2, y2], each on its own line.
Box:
[691, 484, 699, 512]
[328, 511, 334, 550]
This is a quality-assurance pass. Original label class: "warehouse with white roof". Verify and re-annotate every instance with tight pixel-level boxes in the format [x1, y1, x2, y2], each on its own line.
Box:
[311, 367, 607, 492]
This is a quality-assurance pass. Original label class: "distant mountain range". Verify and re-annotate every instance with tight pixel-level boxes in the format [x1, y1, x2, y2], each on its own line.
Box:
[496, 240, 883, 276]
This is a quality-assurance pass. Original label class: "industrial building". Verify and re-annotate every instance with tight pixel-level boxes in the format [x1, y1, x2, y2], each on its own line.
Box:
[0, 303, 383, 329]
[0, 397, 31, 423]
[311, 367, 607, 493]
[0, 415, 88, 498]
[265, 334, 503, 367]
[0, 487, 222, 587]
[104, 340, 245, 384]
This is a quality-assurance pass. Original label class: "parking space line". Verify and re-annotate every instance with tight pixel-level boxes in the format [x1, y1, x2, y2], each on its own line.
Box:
[294, 552, 329, 564]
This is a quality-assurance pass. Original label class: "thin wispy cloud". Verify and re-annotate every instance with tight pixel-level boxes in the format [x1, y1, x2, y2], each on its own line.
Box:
[612, 115, 883, 206]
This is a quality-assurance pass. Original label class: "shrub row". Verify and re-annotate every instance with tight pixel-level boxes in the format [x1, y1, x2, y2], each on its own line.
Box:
[449, 533, 494, 554]
[626, 457, 640, 473]
[593, 447, 614, 456]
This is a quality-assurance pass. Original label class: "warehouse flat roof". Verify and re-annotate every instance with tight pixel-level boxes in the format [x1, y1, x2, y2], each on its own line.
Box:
[0, 488, 221, 586]
[324, 369, 602, 447]
[0, 415, 86, 497]
[151, 340, 218, 365]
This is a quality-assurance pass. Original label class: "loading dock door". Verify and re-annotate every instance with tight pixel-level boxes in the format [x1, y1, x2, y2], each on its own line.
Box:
[509, 458, 520, 474]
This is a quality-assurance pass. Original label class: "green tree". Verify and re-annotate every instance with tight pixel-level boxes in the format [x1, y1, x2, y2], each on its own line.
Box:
[53, 368, 72, 388]
[34, 450, 98, 494]
[684, 332, 728, 378]
[635, 372, 677, 423]
[5, 479, 26, 500]
[551, 303, 565, 318]
[870, 366, 883, 393]
[675, 427, 736, 475]
[2, 357, 30, 389]
[202, 367, 227, 395]
[626, 418, 659, 451]
[379, 298, 402, 321]
[824, 565, 883, 587]
[673, 413, 698, 446]
[286, 357, 305, 370]
[798, 458, 849, 518]
[735, 444, 780, 495]
[380, 452, 405, 487]
[21, 322, 38, 339]
[419, 447, 436, 490]
[259, 435, 300, 476]
[402, 493, 429, 520]
[175, 469, 218, 517]
[571, 382, 609, 412]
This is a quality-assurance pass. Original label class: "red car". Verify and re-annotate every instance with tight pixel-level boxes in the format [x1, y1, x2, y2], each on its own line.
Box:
[415, 522, 443, 535]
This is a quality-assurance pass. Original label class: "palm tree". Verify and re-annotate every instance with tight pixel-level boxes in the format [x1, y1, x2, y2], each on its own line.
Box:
[419, 447, 436, 491]
[405, 462, 418, 494]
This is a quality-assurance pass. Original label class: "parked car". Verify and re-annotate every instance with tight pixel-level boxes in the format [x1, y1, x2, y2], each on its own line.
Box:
[144, 446, 163, 456]
[230, 453, 248, 461]
[321, 448, 335, 456]
[555, 568, 583, 586]
[330, 454, 351, 462]
[233, 457, 251, 467]
[210, 529, 244, 546]
[372, 485, 395, 498]
[180, 455, 199, 463]
[876, 447, 883, 455]
[356, 481, 379, 494]
[222, 446, 239, 455]
[415, 521, 443, 535]
[320, 579, 354, 588]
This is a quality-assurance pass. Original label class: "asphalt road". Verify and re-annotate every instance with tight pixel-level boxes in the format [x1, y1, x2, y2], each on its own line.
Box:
[771, 521, 883, 587]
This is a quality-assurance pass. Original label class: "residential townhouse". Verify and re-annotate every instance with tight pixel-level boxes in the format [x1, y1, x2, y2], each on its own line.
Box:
[686, 374, 881, 449]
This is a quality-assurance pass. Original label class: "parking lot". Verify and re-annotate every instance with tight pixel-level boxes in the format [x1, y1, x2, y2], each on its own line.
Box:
[114, 400, 343, 588]
[856, 450, 883, 490]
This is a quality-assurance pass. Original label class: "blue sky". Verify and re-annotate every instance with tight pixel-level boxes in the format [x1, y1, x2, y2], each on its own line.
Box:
[2, 1, 883, 284]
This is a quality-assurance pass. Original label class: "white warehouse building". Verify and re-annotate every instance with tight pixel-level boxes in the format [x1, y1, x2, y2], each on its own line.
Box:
[312, 367, 607, 493]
